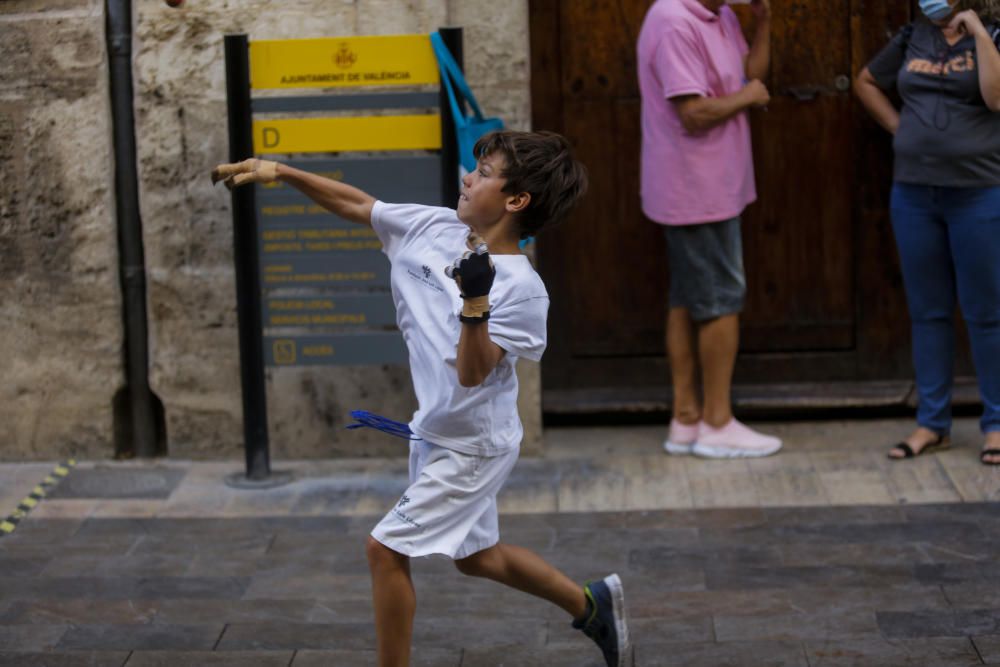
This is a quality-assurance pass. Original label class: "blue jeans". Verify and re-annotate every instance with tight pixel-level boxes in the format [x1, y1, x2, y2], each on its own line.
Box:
[890, 183, 1000, 435]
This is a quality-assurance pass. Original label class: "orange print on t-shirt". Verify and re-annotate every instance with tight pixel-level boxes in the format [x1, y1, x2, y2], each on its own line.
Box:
[906, 51, 976, 76]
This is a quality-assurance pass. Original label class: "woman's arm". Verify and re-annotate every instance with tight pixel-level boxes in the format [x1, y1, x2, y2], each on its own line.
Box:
[951, 10, 1000, 111]
[211, 159, 375, 225]
[853, 67, 901, 134]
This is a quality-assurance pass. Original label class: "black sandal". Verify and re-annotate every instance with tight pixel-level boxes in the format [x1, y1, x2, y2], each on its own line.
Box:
[980, 449, 1000, 466]
[887, 434, 949, 460]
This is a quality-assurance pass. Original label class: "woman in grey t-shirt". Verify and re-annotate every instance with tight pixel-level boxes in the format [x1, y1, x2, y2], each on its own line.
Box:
[855, 0, 1000, 465]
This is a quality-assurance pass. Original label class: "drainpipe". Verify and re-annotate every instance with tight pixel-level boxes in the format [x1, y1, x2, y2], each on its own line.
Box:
[106, 0, 158, 458]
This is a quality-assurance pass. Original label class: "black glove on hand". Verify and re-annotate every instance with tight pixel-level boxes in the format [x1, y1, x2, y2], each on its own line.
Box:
[445, 233, 495, 324]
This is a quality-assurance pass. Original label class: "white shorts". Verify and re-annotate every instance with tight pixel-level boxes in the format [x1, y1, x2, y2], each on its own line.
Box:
[371, 440, 519, 560]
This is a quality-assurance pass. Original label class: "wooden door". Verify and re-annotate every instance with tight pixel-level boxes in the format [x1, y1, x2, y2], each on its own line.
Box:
[529, 0, 975, 411]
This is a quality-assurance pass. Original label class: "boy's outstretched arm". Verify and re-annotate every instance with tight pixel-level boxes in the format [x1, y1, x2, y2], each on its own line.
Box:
[211, 158, 375, 226]
[448, 233, 505, 387]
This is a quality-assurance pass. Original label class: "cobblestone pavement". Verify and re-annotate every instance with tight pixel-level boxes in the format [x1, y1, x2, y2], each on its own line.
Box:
[0, 419, 998, 666]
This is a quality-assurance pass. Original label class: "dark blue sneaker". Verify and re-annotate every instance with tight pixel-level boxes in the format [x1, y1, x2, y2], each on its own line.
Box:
[572, 573, 632, 667]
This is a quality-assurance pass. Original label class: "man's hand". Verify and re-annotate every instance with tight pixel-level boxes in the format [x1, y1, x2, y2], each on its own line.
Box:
[750, 0, 771, 21]
[950, 9, 988, 39]
[445, 233, 496, 323]
[742, 79, 771, 107]
[210, 159, 279, 190]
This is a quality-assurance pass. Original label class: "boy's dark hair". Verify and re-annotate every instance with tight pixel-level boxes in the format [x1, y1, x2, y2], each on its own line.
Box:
[473, 130, 588, 239]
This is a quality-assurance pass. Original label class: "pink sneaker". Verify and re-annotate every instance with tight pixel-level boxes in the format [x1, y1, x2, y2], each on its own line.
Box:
[693, 419, 782, 458]
[663, 419, 699, 455]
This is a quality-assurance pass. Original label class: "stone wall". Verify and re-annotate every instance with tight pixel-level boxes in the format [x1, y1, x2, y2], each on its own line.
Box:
[0, 0, 122, 460]
[135, 0, 540, 459]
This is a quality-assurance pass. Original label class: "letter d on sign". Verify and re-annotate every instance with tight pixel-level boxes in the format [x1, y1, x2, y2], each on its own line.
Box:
[262, 127, 280, 149]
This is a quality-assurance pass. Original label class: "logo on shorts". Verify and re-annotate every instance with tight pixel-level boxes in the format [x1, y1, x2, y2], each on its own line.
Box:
[421, 265, 432, 278]
[391, 494, 421, 528]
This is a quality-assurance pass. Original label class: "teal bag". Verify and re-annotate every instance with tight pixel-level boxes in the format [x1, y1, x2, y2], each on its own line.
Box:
[430, 32, 504, 173]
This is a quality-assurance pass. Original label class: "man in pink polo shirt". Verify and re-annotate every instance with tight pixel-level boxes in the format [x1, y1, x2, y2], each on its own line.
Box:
[638, 0, 782, 458]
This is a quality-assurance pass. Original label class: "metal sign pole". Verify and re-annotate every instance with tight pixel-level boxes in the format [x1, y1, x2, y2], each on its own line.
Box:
[223, 34, 287, 487]
[438, 27, 463, 206]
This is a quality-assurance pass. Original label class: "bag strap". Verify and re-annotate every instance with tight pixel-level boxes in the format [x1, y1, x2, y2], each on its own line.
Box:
[431, 32, 482, 117]
[899, 22, 914, 54]
[430, 34, 468, 129]
[430, 32, 488, 122]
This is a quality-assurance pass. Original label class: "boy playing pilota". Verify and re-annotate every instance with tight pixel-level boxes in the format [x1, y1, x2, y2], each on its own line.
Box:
[212, 130, 632, 666]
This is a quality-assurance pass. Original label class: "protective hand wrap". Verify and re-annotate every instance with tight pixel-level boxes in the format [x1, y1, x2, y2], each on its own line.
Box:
[446, 235, 495, 324]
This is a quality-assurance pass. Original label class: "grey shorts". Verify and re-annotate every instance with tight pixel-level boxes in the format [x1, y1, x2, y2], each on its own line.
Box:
[664, 217, 746, 322]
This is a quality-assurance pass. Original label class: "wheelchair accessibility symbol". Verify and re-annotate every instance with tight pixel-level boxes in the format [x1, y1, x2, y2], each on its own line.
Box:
[272, 339, 296, 365]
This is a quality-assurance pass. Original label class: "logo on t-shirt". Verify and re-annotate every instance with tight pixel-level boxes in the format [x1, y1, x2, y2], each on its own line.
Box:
[406, 264, 445, 293]
[907, 51, 975, 76]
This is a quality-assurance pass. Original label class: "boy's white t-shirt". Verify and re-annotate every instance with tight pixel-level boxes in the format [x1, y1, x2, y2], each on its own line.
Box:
[370, 201, 549, 457]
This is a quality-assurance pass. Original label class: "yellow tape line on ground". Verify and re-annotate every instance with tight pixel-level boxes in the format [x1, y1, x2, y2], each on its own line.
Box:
[0, 459, 76, 536]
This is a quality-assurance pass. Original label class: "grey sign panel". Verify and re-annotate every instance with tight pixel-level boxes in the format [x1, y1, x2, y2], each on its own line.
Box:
[265, 331, 408, 366]
[255, 156, 442, 208]
[264, 293, 397, 328]
[252, 91, 440, 113]
[258, 204, 361, 230]
[260, 252, 390, 289]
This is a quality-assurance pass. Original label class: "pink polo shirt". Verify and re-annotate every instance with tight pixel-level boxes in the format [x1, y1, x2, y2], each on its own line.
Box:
[637, 0, 755, 226]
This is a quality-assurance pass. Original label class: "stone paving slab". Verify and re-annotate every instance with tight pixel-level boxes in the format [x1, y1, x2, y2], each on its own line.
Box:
[216, 621, 375, 651]
[878, 609, 1000, 638]
[0, 652, 130, 667]
[0, 600, 156, 626]
[0, 502, 996, 665]
[126, 652, 293, 667]
[460, 644, 606, 666]
[713, 609, 882, 642]
[974, 635, 1000, 664]
[47, 468, 186, 500]
[633, 639, 810, 666]
[803, 637, 983, 666]
[0, 625, 70, 652]
[291, 648, 461, 666]
[54, 624, 223, 651]
[947, 586, 1000, 610]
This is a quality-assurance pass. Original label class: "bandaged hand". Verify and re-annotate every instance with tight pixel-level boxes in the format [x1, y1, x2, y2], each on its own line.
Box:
[445, 233, 495, 323]
[210, 159, 279, 190]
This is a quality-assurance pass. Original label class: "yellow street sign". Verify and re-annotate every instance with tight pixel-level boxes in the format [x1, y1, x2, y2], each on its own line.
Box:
[249, 34, 439, 90]
[253, 115, 442, 154]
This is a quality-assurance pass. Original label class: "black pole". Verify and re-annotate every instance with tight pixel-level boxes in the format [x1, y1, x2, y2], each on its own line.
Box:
[106, 0, 157, 458]
[438, 27, 463, 207]
[223, 34, 271, 481]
